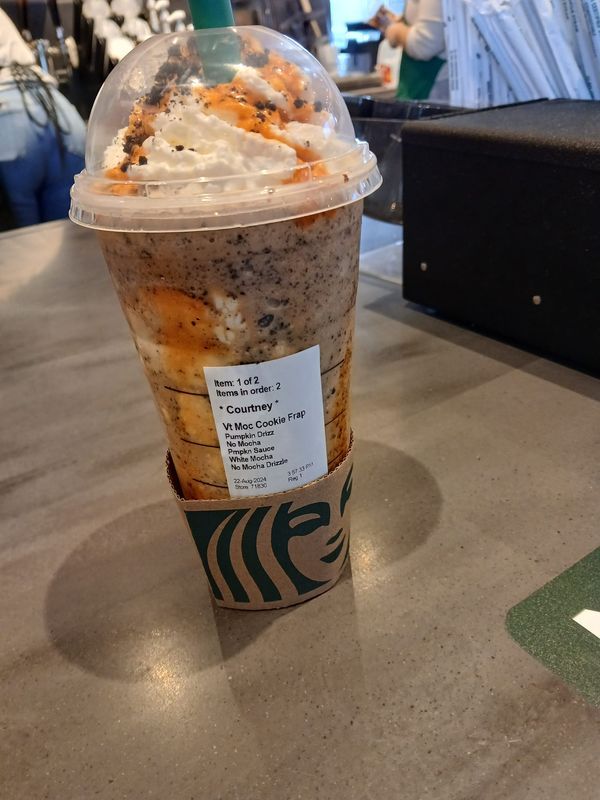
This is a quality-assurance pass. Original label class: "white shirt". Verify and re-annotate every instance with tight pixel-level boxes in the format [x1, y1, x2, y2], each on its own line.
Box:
[0, 8, 35, 68]
[0, 9, 55, 86]
[403, 0, 446, 62]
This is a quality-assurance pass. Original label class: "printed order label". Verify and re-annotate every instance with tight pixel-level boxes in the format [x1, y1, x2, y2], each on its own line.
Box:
[204, 345, 328, 497]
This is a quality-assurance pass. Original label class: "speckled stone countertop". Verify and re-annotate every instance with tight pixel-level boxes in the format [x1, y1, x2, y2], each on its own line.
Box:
[1, 219, 599, 800]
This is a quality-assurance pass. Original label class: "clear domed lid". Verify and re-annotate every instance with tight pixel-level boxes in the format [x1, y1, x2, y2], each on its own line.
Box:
[71, 27, 381, 232]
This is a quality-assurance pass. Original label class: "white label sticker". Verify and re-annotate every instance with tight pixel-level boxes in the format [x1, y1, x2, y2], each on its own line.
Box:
[573, 609, 600, 641]
[204, 345, 328, 497]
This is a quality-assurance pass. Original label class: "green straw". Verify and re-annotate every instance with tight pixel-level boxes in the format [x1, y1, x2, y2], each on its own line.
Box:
[187, 0, 238, 84]
[188, 0, 234, 28]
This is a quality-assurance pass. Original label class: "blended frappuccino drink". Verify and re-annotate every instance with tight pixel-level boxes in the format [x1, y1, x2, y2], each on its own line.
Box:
[71, 27, 380, 501]
[99, 205, 361, 499]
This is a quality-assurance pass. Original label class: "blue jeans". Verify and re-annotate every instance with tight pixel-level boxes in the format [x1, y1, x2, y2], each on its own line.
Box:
[0, 82, 86, 227]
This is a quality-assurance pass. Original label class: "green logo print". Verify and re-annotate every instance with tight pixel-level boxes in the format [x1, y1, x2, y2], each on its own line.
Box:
[185, 470, 353, 604]
[340, 466, 353, 517]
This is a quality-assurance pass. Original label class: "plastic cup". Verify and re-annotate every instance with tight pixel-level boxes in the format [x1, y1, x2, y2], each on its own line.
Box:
[70, 26, 381, 501]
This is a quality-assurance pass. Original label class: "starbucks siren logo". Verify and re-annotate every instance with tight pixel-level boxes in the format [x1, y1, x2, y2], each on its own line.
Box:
[185, 467, 353, 604]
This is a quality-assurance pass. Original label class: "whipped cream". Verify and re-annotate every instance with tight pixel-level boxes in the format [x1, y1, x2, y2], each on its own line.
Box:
[103, 65, 347, 185]
[234, 65, 289, 109]
[125, 104, 298, 182]
[283, 120, 346, 160]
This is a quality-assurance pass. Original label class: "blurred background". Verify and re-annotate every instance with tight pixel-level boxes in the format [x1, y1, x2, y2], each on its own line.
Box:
[0, 0, 407, 232]
[1, 0, 599, 234]
[0, 0, 407, 123]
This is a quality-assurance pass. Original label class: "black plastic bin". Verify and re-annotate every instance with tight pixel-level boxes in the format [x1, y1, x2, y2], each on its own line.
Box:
[345, 95, 467, 223]
[401, 99, 600, 374]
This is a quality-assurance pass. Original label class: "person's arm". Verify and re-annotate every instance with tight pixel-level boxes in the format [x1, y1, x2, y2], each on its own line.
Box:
[386, 0, 445, 61]
[385, 19, 410, 49]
